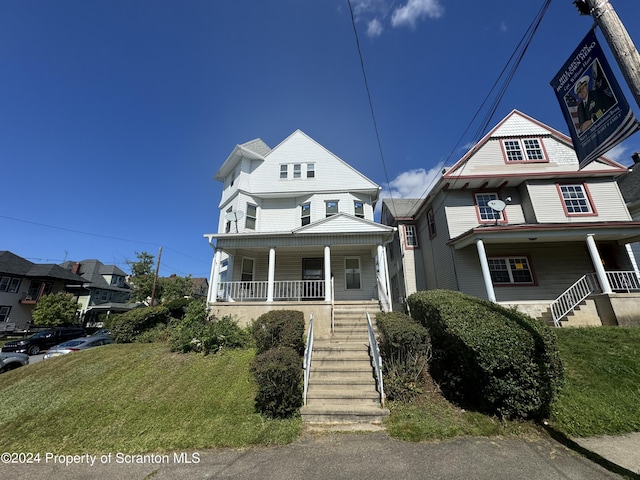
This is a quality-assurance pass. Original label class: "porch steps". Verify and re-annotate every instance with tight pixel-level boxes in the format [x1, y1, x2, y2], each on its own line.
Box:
[541, 299, 602, 327]
[301, 302, 389, 427]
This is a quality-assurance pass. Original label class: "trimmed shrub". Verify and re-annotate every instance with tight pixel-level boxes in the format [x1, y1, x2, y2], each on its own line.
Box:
[408, 290, 564, 420]
[376, 312, 431, 401]
[162, 297, 191, 320]
[251, 310, 305, 355]
[251, 346, 303, 418]
[109, 305, 170, 343]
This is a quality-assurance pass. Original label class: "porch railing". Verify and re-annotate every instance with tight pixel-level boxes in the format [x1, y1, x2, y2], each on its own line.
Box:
[550, 270, 640, 326]
[366, 312, 385, 408]
[218, 280, 325, 302]
[303, 313, 314, 406]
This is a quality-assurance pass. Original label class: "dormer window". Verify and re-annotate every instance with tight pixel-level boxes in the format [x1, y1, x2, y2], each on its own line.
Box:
[325, 201, 338, 217]
[354, 201, 364, 218]
[501, 138, 547, 163]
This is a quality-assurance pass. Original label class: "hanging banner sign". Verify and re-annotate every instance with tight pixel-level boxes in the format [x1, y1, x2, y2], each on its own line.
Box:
[550, 29, 639, 169]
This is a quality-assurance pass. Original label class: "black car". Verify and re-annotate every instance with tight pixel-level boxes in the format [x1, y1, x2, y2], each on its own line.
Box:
[1, 327, 86, 356]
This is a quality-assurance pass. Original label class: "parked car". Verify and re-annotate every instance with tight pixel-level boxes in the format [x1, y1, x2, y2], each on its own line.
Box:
[89, 328, 111, 337]
[1, 327, 86, 356]
[0, 352, 29, 373]
[43, 335, 113, 359]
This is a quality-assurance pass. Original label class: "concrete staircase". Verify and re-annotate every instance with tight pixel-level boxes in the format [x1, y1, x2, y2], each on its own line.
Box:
[300, 301, 390, 426]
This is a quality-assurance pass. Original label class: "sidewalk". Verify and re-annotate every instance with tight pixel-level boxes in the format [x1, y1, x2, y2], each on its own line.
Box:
[1, 431, 636, 480]
[572, 432, 640, 477]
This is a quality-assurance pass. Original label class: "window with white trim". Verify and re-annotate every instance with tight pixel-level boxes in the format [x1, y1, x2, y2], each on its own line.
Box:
[559, 184, 593, 214]
[293, 164, 301, 179]
[280, 164, 288, 179]
[225, 207, 232, 233]
[307, 163, 315, 178]
[475, 193, 503, 222]
[345, 257, 361, 290]
[301, 203, 311, 226]
[488, 257, 534, 284]
[502, 138, 546, 162]
[0, 276, 21, 293]
[354, 201, 364, 218]
[0, 306, 11, 322]
[404, 224, 418, 247]
[325, 200, 338, 217]
[245, 204, 257, 230]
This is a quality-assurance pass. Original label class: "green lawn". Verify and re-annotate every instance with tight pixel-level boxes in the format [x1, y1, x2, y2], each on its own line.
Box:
[550, 326, 640, 437]
[1, 326, 638, 451]
[0, 344, 300, 453]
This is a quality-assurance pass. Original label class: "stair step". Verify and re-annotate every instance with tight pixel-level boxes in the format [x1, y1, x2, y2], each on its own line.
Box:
[301, 405, 389, 423]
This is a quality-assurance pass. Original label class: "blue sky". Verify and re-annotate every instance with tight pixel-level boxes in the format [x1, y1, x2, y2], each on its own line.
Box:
[2, 0, 640, 279]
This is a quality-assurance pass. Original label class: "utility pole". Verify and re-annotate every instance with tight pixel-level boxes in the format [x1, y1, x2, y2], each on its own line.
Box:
[576, 0, 640, 110]
[150, 246, 162, 306]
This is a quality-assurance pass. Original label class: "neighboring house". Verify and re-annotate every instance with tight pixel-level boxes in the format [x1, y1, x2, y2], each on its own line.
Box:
[0, 251, 87, 331]
[381, 110, 640, 327]
[617, 152, 640, 272]
[204, 130, 395, 335]
[60, 259, 136, 325]
[159, 274, 209, 300]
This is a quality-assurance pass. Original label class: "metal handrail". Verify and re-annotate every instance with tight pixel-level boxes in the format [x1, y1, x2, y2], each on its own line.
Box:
[550, 274, 599, 327]
[303, 313, 314, 406]
[366, 312, 385, 408]
[606, 270, 640, 292]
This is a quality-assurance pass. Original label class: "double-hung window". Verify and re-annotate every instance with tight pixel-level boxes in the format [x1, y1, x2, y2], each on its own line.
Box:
[558, 184, 595, 215]
[0, 276, 21, 293]
[245, 204, 257, 230]
[301, 203, 311, 226]
[501, 138, 546, 163]
[475, 193, 503, 222]
[325, 200, 338, 218]
[293, 164, 302, 179]
[0, 306, 11, 322]
[280, 164, 288, 179]
[427, 209, 436, 238]
[307, 163, 315, 178]
[488, 257, 534, 284]
[404, 224, 418, 248]
[354, 201, 364, 218]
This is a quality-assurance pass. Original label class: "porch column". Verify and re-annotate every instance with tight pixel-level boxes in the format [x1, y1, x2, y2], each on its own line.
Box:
[267, 247, 276, 302]
[208, 248, 222, 303]
[586, 234, 612, 294]
[625, 244, 640, 273]
[377, 244, 391, 309]
[324, 245, 331, 302]
[476, 239, 496, 302]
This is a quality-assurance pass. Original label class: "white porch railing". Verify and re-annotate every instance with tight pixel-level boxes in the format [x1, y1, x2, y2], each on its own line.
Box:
[303, 313, 314, 406]
[550, 271, 640, 326]
[366, 312, 385, 408]
[218, 280, 325, 302]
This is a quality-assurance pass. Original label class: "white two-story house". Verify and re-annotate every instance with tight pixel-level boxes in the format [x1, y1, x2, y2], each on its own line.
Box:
[204, 130, 395, 334]
[382, 110, 640, 327]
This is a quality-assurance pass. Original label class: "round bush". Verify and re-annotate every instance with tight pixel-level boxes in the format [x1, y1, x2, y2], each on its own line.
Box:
[251, 346, 303, 418]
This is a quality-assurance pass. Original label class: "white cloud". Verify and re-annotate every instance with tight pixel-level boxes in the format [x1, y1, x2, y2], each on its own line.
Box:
[367, 18, 384, 37]
[391, 0, 444, 28]
[350, 0, 444, 38]
[376, 166, 443, 216]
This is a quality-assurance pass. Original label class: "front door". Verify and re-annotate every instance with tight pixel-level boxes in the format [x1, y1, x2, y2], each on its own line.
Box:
[302, 258, 324, 299]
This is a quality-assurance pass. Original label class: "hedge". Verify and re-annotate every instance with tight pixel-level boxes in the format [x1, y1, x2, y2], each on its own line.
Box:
[408, 290, 564, 419]
[251, 346, 303, 418]
[251, 310, 305, 355]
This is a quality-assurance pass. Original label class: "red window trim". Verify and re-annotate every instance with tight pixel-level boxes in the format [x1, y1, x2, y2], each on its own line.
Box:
[556, 182, 598, 217]
[473, 191, 509, 224]
[500, 137, 549, 164]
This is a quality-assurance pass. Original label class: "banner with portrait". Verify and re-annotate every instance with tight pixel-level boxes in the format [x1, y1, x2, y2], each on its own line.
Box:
[550, 29, 639, 169]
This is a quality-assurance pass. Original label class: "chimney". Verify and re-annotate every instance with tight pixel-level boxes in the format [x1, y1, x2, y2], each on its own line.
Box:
[71, 262, 81, 274]
[631, 152, 640, 164]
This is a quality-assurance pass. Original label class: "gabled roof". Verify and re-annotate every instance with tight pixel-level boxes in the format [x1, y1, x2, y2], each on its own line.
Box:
[293, 212, 394, 235]
[381, 198, 420, 223]
[618, 164, 640, 207]
[214, 138, 271, 181]
[59, 259, 129, 290]
[0, 251, 86, 283]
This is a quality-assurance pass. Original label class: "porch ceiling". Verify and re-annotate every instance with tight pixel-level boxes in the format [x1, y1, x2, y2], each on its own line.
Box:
[448, 222, 640, 249]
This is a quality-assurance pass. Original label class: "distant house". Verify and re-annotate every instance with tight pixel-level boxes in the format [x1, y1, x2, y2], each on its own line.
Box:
[60, 259, 136, 325]
[617, 152, 640, 272]
[204, 130, 395, 335]
[0, 251, 87, 331]
[381, 110, 640, 327]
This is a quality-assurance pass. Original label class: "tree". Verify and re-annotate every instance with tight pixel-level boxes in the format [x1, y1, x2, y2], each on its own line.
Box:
[31, 292, 79, 327]
[161, 274, 194, 301]
[127, 251, 157, 303]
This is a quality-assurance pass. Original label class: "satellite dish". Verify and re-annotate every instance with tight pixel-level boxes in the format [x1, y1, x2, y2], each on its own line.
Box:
[225, 211, 244, 222]
[487, 199, 506, 212]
